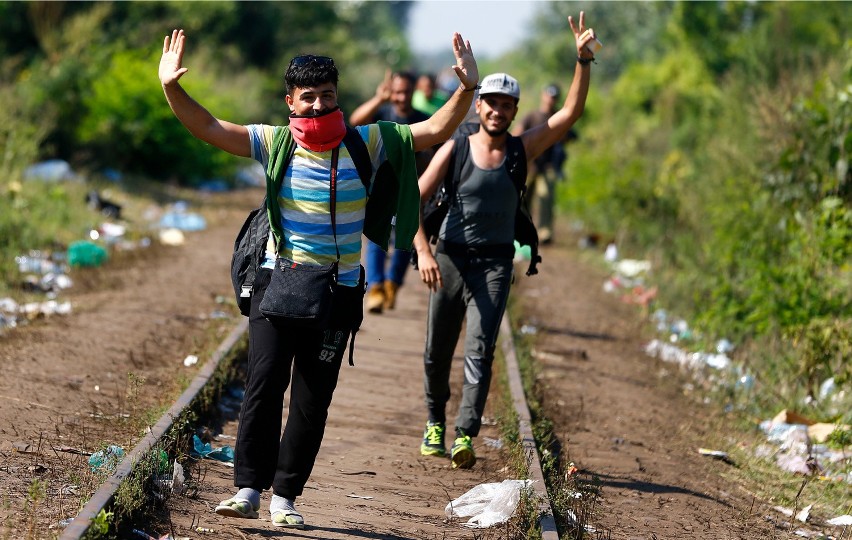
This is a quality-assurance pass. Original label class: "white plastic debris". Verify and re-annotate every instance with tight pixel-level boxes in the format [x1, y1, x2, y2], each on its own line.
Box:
[183, 355, 199, 367]
[795, 504, 812, 523]
[827, 515, 852, 526]
[614, 259, 651, 278]
[445, 479, 532, 529]
[172, 460, 185, 495]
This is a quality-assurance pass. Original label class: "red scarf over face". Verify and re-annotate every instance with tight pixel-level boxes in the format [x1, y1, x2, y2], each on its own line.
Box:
[288, 107, 346, 152]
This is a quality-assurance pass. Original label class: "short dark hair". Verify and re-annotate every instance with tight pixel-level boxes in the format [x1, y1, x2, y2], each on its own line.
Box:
[393, 71, 417, 86]
[285, 55, 339, 95]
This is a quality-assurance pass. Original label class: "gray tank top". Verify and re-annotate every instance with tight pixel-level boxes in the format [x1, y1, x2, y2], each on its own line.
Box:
[440, 151, 517, 246]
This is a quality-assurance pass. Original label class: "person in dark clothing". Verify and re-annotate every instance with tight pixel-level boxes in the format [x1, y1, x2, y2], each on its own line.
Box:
[350, 71, 433, 314]
[412, 13, 597, 469]
[513, 83, 578, 244]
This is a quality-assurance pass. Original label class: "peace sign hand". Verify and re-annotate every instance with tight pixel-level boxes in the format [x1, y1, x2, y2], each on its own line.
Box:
[568, 12, 599, 60]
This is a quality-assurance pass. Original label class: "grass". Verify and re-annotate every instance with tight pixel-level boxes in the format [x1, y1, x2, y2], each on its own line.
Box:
[484, 295, 609, 540]
[0, 170, 249, 537]
[77, 340, 245, 539]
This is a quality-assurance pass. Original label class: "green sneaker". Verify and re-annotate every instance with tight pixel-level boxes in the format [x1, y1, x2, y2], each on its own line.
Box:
[420, 421, 447, 457]
[451, 429, 476, 469]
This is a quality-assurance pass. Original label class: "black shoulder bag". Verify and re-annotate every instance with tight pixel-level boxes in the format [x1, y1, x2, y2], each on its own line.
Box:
[258, 147, 342, 329]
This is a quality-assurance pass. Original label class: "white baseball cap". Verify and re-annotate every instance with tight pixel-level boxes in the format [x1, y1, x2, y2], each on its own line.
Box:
[478, 73, 520, 99]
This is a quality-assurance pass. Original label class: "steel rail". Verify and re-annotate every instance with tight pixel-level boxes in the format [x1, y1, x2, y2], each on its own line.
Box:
[499, 315, 560, 540]
[59, 318, 248, 540]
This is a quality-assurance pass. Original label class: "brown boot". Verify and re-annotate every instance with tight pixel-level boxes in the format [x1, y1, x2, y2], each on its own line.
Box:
[383, 280, 399, 310]
[365, 284, 385, 314]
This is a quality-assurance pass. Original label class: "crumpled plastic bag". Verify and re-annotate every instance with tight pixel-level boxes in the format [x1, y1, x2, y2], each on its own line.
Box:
[445, 479, 533, 528]
[190, 434, 234, 463]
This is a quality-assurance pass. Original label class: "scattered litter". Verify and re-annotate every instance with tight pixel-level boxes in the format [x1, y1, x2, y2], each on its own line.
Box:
[88, 445, 125, 472]
[697, 448, 733, 464]
[446, 479, 533, 529]
[49, 518, 74, 530]
[347, 493, 374, 500]
[339, 470, 376, 476]
[195, 527, 215, 534]
[13, 441, 35, 454]
[68, 241, 108, 268]
[53, 445, 91, 456]
[172, 460, 185, 494]
[827, 515, 852, 526]
[775, 453, 818, 475]
[795, 504, 812, 523]
[132, 529, 189, 540]
[520, 324, 537, 335]
[190, 434, 234, 463]
[24, 159, 77, 182]
[774, 505, 794, 517]
[159, 209, 207, 231]
[772, 409, 816, 426]
[621, 285, 657, 307]
[86, 191, 123, 219]
[604, 243, 618, 262]
[716, 339, 734, 354]
[614, 259, 651, 278]
[183, 355, 199, 367]
[19, 300, 72, 319]
[60, 484, 80, 496]
[818, 377, 837, 400]
[644, 339, 731, 372]
[198, 179, 229, 192]
[158, 228, 186, 246]
[482, 437, 503, 449]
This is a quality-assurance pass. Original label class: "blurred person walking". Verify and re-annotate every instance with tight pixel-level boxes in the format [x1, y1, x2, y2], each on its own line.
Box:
[350, 70, 433, 314]
[513, 83, 578, 245]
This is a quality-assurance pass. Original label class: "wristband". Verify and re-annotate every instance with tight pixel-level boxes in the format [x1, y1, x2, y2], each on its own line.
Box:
[462, 84, 481, 92]
[577, 56, 595, 66]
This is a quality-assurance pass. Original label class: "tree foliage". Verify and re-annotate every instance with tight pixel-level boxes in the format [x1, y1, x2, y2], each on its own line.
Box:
[1, 0, 411, 182]
[497, 1, 852, 401]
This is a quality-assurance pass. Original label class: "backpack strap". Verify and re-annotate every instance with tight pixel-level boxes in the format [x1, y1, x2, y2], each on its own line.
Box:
[266, 126, 371, 249]
[505, 134, 528, 193]
[444, 131, 469, 206]
[342, 126, 372, 190]
[265, 127, 296, 250]
[448, 131, 541, 276]
[506, 134, 541, 276]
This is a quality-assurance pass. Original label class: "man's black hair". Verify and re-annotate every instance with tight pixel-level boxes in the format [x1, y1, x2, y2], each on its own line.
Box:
[394, 71, 417, 86]
[285, 57, 339, 95]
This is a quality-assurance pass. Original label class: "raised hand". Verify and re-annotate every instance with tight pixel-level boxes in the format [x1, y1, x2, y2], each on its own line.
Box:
[450, 32, 479, 90]
[159, 29, 189, 86]
[568, 11, 597, 60]
[375, 68, 393, 102]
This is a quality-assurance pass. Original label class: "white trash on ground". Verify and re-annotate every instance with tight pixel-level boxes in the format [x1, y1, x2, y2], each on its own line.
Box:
[445, 479, 532, 529]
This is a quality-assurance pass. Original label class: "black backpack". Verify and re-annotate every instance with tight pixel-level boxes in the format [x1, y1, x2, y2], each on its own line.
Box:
[420, 124, 542, 276]
[231, 126, 372, 316]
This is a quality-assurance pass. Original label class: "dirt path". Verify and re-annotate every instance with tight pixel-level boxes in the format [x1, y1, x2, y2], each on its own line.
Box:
[512, 222, 793, 539]
[0, 189, 802, 539]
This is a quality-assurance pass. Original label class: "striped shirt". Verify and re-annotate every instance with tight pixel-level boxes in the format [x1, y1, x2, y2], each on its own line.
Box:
[247, 124, 386, 287]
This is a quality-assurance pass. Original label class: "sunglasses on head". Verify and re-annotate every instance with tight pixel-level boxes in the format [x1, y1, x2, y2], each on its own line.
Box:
[288, 55, 335, 69]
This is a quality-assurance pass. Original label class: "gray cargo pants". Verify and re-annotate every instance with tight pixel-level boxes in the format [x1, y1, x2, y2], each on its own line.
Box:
[423, 251, 513, 437]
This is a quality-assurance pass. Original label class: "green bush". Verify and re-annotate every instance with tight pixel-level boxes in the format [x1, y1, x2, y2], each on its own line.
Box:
[77, 48, 242, 184]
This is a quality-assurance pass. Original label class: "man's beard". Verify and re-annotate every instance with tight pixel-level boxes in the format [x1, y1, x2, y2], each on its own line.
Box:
[482, 124, 509, 137]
